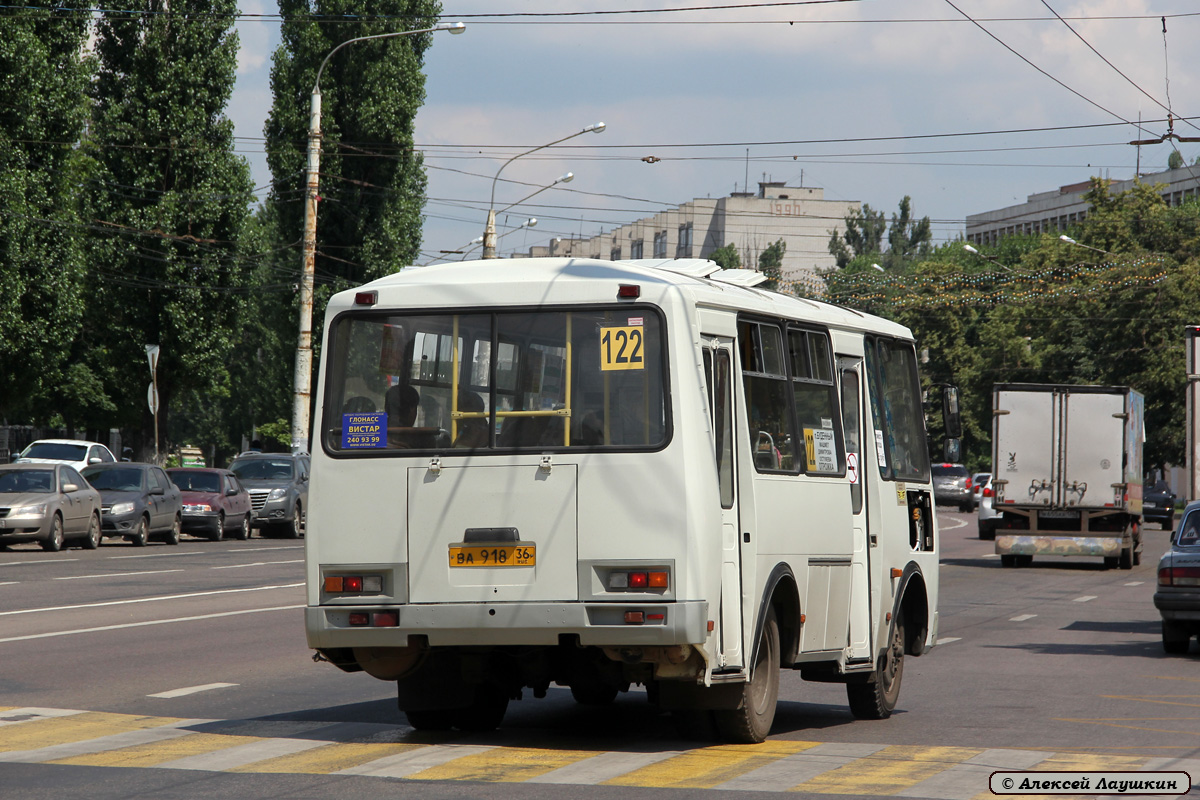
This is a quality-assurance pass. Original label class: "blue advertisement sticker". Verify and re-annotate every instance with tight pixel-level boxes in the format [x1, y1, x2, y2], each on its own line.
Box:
[342, 412, 386, 448]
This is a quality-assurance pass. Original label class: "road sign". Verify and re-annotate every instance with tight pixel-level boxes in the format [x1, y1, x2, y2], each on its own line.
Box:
[145, 344, 160, 375]
[147, 383, 159, 415]
[847, 452, 859, 485]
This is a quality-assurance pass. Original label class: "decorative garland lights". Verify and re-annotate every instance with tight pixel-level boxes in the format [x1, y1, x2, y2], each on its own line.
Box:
[783, 256, 1171, 311]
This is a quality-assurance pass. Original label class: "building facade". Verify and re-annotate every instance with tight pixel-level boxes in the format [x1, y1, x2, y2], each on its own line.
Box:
[519, 181, 860, 292]
[966, 165, 1200, 246]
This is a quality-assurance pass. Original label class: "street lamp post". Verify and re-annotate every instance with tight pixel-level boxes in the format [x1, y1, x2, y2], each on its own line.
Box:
[1059, 234, 1110, 255]
[482, 124, 603, 259]
[291, 21, 465, 454]
[963, 244, 1013, 272]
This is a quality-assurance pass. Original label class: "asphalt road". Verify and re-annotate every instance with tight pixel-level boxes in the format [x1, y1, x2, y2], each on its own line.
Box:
[1, 513, 1197, 799]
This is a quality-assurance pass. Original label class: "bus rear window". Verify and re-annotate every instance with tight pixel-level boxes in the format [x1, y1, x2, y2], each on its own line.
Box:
[323, 307, 669, 453]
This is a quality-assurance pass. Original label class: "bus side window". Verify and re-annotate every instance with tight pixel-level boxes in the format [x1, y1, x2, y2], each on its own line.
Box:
[788, 328, 844, 475]
[739, 321, 796, 472]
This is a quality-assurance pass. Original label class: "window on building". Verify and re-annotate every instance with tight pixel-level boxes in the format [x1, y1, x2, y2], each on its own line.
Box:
[677, 223, 693, 255]
[630, 239, 644, 259]
[610, 246, 622, 261]
[653, 231, 667, 259]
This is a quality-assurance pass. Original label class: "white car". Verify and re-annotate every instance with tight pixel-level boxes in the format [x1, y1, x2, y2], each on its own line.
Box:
[15, 439, 117, 472]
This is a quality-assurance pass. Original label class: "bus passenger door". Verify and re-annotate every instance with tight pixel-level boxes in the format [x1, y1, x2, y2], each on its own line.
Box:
[839, 358, 873, 662]
[705, 339, 742, 669]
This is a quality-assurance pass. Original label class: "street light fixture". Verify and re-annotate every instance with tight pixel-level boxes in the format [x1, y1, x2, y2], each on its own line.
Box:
[963, 244, 1013, 272]
[291, 21, 465, 454]
[1059, 234, 1110, 255]
[462, 218, 538, 261]
[482, 124, 604, 259]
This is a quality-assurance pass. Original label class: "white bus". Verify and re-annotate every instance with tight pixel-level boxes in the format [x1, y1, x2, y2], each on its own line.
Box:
[306, 257, 958, 743]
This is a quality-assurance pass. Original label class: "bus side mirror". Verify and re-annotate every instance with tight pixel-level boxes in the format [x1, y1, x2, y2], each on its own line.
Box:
[942, 385, 963, 439]
[943, 437, 962, 463]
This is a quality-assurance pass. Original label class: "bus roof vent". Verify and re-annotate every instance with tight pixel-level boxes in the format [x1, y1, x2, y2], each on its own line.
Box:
[710, 269, 769, 288]
[623, 259, 721, 279]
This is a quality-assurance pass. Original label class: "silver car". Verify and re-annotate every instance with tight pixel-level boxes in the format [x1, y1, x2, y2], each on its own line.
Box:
[932, 463, 975, 512]
[1155, 501, 1200, 654]
[0, 463, 103, 551]
[975, 472, 1003, 539]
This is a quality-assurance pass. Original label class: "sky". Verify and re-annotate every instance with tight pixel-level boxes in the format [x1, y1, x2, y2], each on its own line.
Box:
[226, 0, 1200, 267]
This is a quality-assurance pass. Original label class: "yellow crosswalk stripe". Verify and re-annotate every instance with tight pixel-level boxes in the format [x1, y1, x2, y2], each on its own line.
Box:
[48, 733, 263, 768]
[792, 745, 983, 794]
[406, 745, 600, 783]
[230, 742, 426, 774]
[603, 741, 820, 789]
[0, 712, 183, 752]
[1033, 752, 1148, 771]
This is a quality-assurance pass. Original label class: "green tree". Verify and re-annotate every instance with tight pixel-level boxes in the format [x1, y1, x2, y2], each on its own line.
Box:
[1169, 150, 1185, 170]
[758, 238, 786, 290]
[884, 196, 932, 269]
[828, 203, 885, 269]
[0, 4, 98, 427]
[86, 0, 254, 458]
[709, 243, 740, 269]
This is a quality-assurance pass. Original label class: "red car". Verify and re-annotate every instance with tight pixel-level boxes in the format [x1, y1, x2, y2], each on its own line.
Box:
[166, 467, 253, 541]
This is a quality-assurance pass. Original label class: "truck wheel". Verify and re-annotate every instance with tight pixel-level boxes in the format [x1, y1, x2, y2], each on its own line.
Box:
[714, 607, 780, 743]
[847, 611, 904, 720]
[1119, 546, 1133, 570]
[1103, 556, 1118, 569]
[1163, 621, 1191, 655]
[1000, 555, 1016, 567]
[570, 682, 618, 706]
[979, 524, 995, 541]
[1016, 555, 1033, 567]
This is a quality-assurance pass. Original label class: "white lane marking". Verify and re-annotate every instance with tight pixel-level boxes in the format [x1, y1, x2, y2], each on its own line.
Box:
[0, 559, 79, 567]
[0, 583, 304, 617]
[211, 560, 303, 570]
[148, 683, 238, 699]
[0, 582, 17, 587]
[53, 569, 186, 581]
[156, 737, 330, 771]
[110, 545, 303, 560]
[936, 637, 962, 645]
[0, 707, 87, 725]
[1074, 595, 1097, 603]
[336, 744, 497, 778]
[1125, 581, 1145, 586]
[982, 553, 1000, 558]
[1010, 614, 1037, 622]
[938, 516, 969, 531]
[0, 605, 302, 644]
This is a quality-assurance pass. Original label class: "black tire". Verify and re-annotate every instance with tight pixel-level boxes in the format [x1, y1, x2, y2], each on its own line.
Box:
[404, 709, 454, 730]
[235, 514, 250, 541]
[210, 512, 225, 542]
[570, 682, 619, 706]
[82, 513, 101, 550]
[714, 608, 780, 743]
[453, 685, 509, 732]
[1000, 554, 1016, 567]
[1166, 512, 1176, 531]
[1119, 546, 1133, 570]
[847, 611, 905, 720]
[1163, 621, 1191, 655]
[1104, 556, 1119, 570]
[1016, 555, 1033, 567]
[283, 502, 303, 539]
[131, 516, 149, 547]
[164, 514, 181, 545]
[979, 523, 995, 541]
[41, 514, 64, 552]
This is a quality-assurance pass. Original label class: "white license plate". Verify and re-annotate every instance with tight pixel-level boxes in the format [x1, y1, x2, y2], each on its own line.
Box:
[1040, 510, 1080, 519]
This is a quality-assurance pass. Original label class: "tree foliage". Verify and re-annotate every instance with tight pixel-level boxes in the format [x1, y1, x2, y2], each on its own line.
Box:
[758, 238, 786, 290]
[85, 0, 254, 458]
[709, 242, 741, 269]
[0, 3, 95, 424]
[828, 197, 930, 271]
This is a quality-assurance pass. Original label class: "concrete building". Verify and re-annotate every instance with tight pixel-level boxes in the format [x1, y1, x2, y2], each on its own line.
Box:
[966, 165, 1200, 246]
[518, 181, 860, 293]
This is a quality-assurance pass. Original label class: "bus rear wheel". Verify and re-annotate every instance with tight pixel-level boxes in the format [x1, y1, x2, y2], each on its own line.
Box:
[714, 608, 779, 744]
[453, 685, 509, 732]
[848, 612, 904, 720]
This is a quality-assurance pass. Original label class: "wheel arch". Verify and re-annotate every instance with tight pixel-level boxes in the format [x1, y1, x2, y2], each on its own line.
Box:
[753, 563, 802, 669]
[892, 563, 930, 656]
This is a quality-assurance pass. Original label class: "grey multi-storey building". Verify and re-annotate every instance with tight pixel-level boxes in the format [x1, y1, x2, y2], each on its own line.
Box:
[966, 165, 1200, 246]
[518, 181, 860, 293]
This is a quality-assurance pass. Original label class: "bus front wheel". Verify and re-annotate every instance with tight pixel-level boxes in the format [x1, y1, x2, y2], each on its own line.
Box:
[847, 612, 904, 720]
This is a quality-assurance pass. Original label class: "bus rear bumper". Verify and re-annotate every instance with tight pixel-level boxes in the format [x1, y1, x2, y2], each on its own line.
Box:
[306, 600, 710, 648]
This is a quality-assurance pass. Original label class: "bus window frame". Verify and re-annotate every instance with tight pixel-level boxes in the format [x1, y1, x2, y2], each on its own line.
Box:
[320, 303, 674, 459]
[863, 335, 931, 484]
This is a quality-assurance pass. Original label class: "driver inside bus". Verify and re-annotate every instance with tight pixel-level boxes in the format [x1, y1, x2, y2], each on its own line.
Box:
[384, 383, 420, 447]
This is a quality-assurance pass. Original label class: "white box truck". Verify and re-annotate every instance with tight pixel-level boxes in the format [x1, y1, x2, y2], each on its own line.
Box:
[991, 383, 1144, 569]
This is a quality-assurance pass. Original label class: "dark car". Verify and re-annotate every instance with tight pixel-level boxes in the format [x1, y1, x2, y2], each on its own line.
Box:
[932, 463, 974, 512]
[0, 463, 103, 551]
[81, 463, 183, 547]
[1144, 480, 1177, 529]
[228, 452, 309, 538]
[167, 467, 253, 541]
[1155, 501, 1200, 654]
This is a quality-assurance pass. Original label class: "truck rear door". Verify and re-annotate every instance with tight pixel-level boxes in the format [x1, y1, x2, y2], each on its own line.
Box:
[994, 388, 1056, 506]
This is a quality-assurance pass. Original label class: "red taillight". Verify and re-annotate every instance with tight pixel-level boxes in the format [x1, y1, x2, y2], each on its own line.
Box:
[372, 611, 399, 627]
[983, 487, 993, 497]
[624, 611, 645, 624]
[617, 284, 640, 299]
[629, 572, 649, 588]
[349, 612, 369, 626]
[354, 291, 377, 306]
[965, 478, 973, 490]
[1161, 566, 1200, 586]
[344, 576, 363, 592]
[324, 574, 382, 593]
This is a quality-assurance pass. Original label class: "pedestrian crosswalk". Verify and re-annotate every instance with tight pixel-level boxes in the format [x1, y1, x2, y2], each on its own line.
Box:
[0, 706, 1193, 797]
